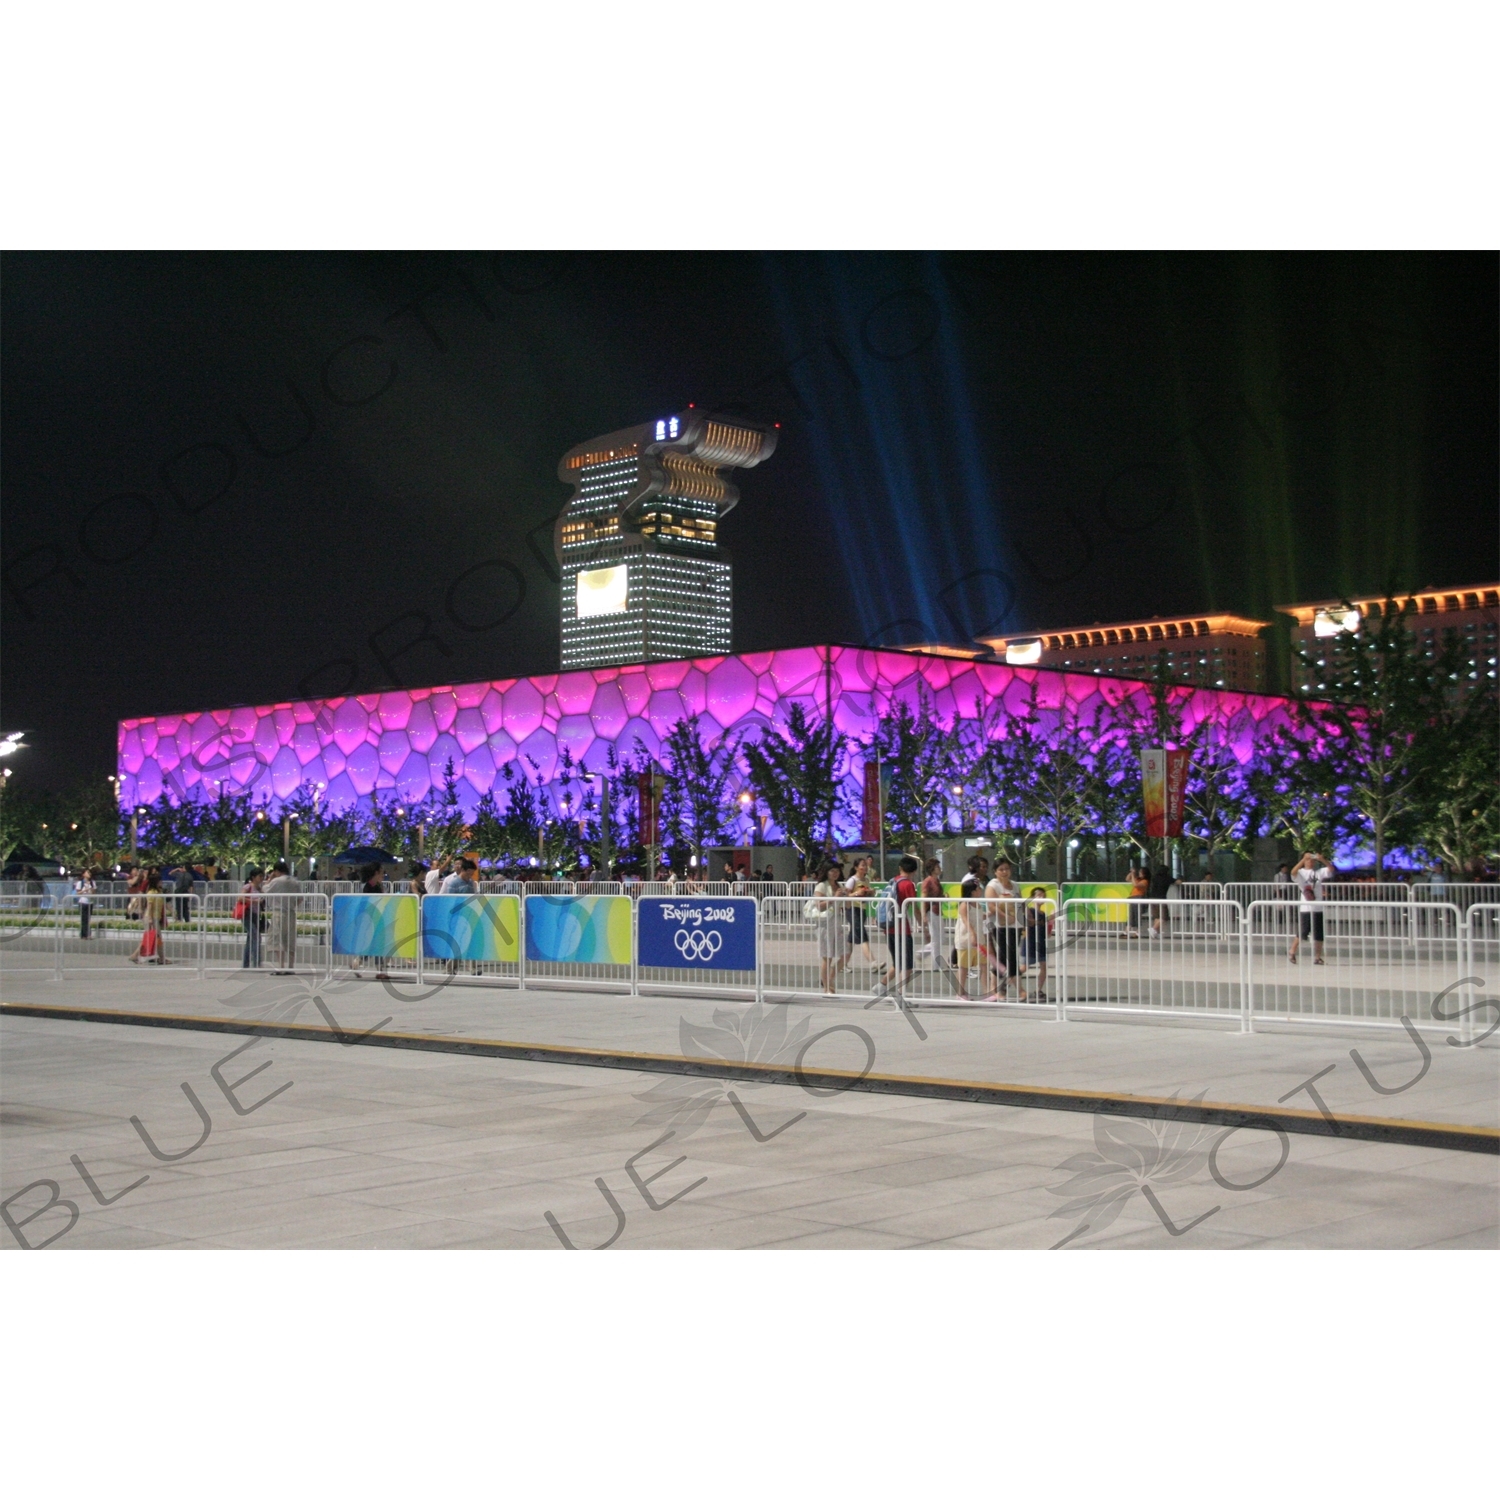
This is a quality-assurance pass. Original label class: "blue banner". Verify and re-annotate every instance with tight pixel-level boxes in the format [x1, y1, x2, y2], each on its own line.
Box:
[637, 896, 757, 971]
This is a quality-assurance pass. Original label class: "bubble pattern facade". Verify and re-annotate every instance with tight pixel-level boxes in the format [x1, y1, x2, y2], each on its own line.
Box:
[116, 645, 1301, 839]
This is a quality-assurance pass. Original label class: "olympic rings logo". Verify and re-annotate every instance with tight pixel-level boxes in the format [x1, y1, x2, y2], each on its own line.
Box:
[673, 928, 723, 963]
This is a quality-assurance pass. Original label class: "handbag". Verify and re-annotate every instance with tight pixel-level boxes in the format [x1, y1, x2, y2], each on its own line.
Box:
[141, 927, 159, 958]
[234, 899, 246, 920]
[803, 898, 827, 921]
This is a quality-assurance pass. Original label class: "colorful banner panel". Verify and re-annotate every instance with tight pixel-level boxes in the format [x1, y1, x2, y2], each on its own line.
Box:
[1059, 882, 1136, 922]
[421, 894, 519, 963]
[331, 893, 418, 958]
[638, 896, 757, 970]
[524, 894, 632, 965]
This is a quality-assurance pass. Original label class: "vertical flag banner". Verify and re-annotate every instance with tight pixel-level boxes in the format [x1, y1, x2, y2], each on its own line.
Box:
[1142, 748, 1189, 838]
[1141, 748, 1166, 837]
[637, 770, 665, 848]
[1164, 750, 1190, 837]
[861, 759, 881, 843]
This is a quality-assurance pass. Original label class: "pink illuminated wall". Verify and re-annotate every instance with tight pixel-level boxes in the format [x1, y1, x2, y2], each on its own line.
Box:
[117, 645, 1300, 837]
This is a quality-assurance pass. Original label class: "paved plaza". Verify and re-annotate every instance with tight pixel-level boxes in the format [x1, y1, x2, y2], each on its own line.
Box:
[2, 965, 1495, 1250]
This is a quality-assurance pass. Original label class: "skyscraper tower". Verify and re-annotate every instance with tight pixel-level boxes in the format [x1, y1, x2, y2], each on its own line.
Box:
[554, 409, 777, 669]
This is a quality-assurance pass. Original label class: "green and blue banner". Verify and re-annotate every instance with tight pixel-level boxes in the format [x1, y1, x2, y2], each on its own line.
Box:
[332, 893, 419, 958]
[421, 894, 520, 963]
[524, 894, 632, 965]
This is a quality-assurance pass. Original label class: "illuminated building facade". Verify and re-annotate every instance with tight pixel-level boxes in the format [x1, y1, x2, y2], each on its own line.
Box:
[555, 410, 777, 670]
[1279, 583, 1500, 694]
[980, 613, 1271, 692]
[116, 645, 1304, 840]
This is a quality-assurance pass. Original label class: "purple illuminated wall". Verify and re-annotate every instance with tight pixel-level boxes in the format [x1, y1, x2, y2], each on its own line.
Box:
[117, 645, 1300, 838]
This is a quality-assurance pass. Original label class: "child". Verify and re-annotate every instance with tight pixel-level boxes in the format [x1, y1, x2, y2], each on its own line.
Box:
[1024, 887, 1052, 999]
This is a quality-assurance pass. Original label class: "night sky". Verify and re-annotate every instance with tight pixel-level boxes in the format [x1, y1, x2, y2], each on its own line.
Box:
[3, 251, 1495, 791]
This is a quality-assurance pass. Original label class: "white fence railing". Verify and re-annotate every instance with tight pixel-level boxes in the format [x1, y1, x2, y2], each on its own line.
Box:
[6, 891, 1492, 1037]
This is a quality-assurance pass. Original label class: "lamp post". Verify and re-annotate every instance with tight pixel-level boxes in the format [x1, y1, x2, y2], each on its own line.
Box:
[738, 790, 753, 860]
[282, 812, 297, 867]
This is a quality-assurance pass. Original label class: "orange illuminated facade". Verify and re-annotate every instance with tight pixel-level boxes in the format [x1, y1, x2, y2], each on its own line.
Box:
[1278, 584, 1499, 694]
[979, 613, 1270, 691]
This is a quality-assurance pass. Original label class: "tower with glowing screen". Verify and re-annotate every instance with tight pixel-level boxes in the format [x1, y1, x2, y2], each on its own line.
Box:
[555, 409, 777, 669]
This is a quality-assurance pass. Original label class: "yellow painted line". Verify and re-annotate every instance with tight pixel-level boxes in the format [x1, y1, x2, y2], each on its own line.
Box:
[4, 999, 1495, 1147]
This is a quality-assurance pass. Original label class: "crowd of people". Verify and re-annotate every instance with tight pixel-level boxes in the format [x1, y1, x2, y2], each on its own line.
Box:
[804, 852, 1055, 1003]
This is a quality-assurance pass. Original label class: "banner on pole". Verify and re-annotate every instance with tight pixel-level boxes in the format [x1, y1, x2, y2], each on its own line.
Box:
[1141, 748, 1189, 837]
[861, 760, 881, 843]
[638, 770, 665, 848]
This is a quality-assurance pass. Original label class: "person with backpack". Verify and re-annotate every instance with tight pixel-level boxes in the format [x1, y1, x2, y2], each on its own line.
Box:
[884, 855, 921, 999]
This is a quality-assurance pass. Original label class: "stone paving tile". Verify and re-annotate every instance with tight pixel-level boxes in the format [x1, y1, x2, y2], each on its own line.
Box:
[1418, 1225, 1500, 1249]
[4, 1008, 1497, 1251]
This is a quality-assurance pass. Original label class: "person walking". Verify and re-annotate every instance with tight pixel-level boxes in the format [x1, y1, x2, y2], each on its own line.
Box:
[920, 857, 947, 995]
[984, 858, 1022, 999]
[843, 855, 887, 988]
[814, 859, 849, 994]
[1289, 851, 1331, 965]
[1148, 861, 1176, 939]
[263, 861, 301, 974]
[1127, 864, 1151, 937]
[238, 868, 265, 968]
[132, 868, 170, 965]
[883, 855, 921, 999]
[74, 867, 96, 941]
[173, 862, 195, 924]
[439, 857, 480, 973]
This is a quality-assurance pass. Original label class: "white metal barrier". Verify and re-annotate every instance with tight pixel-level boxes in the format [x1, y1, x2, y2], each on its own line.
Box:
[760, 894, 908, 1001]
[11, 886, 1492, 1040]
[1058, 899, 1247, 1028]
[201, 891, 330, 976]
[634, 894, 760, 999]
[1247, 899, 1464, 1028]
[0, 895, 63, 977]
[56, 892, 204, 975]
[521, 892, 633, 993]
[894, 896, 1059, 1005]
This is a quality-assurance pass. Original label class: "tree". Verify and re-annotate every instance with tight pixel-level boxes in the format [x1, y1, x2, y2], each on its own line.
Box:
[1295, 596, 1442, 876]
[1177, 717, 1257, 877]
[742, 702, 846, 873]
[1244, 725, 1346, 860]
[1412, 657, 1499, 876]
[872, 692, 950, 847]
[1011, 683, 1096, 885]
[659, 714, 739, 871]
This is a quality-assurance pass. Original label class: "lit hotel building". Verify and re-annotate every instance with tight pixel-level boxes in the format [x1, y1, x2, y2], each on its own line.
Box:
[979, 613, 1271, 692]
[1279, 583, 1499, 694]
[555, 410, 777, 670]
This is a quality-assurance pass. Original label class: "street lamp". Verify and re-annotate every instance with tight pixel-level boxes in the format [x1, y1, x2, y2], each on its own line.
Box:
[0, 731, 28, 758]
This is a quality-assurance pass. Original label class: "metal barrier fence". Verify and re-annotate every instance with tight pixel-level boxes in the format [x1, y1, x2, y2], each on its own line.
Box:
[761, 895, 898, 1001]
[10, 887, 1494, 1040]
[1246, 899, 1464, 1029]
[1058, 899, 1246, 1027]
[202, 892, 330, 975]
[634, 894, 759, 998]
[331, 892, 420, 980]
[522, 893, 633, 992]
[56, 892, 204, 975]
[0, 895, 63, 976]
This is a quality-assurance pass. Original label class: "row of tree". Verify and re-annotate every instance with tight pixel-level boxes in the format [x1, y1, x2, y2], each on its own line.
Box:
[5, 599, 1494, 879]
